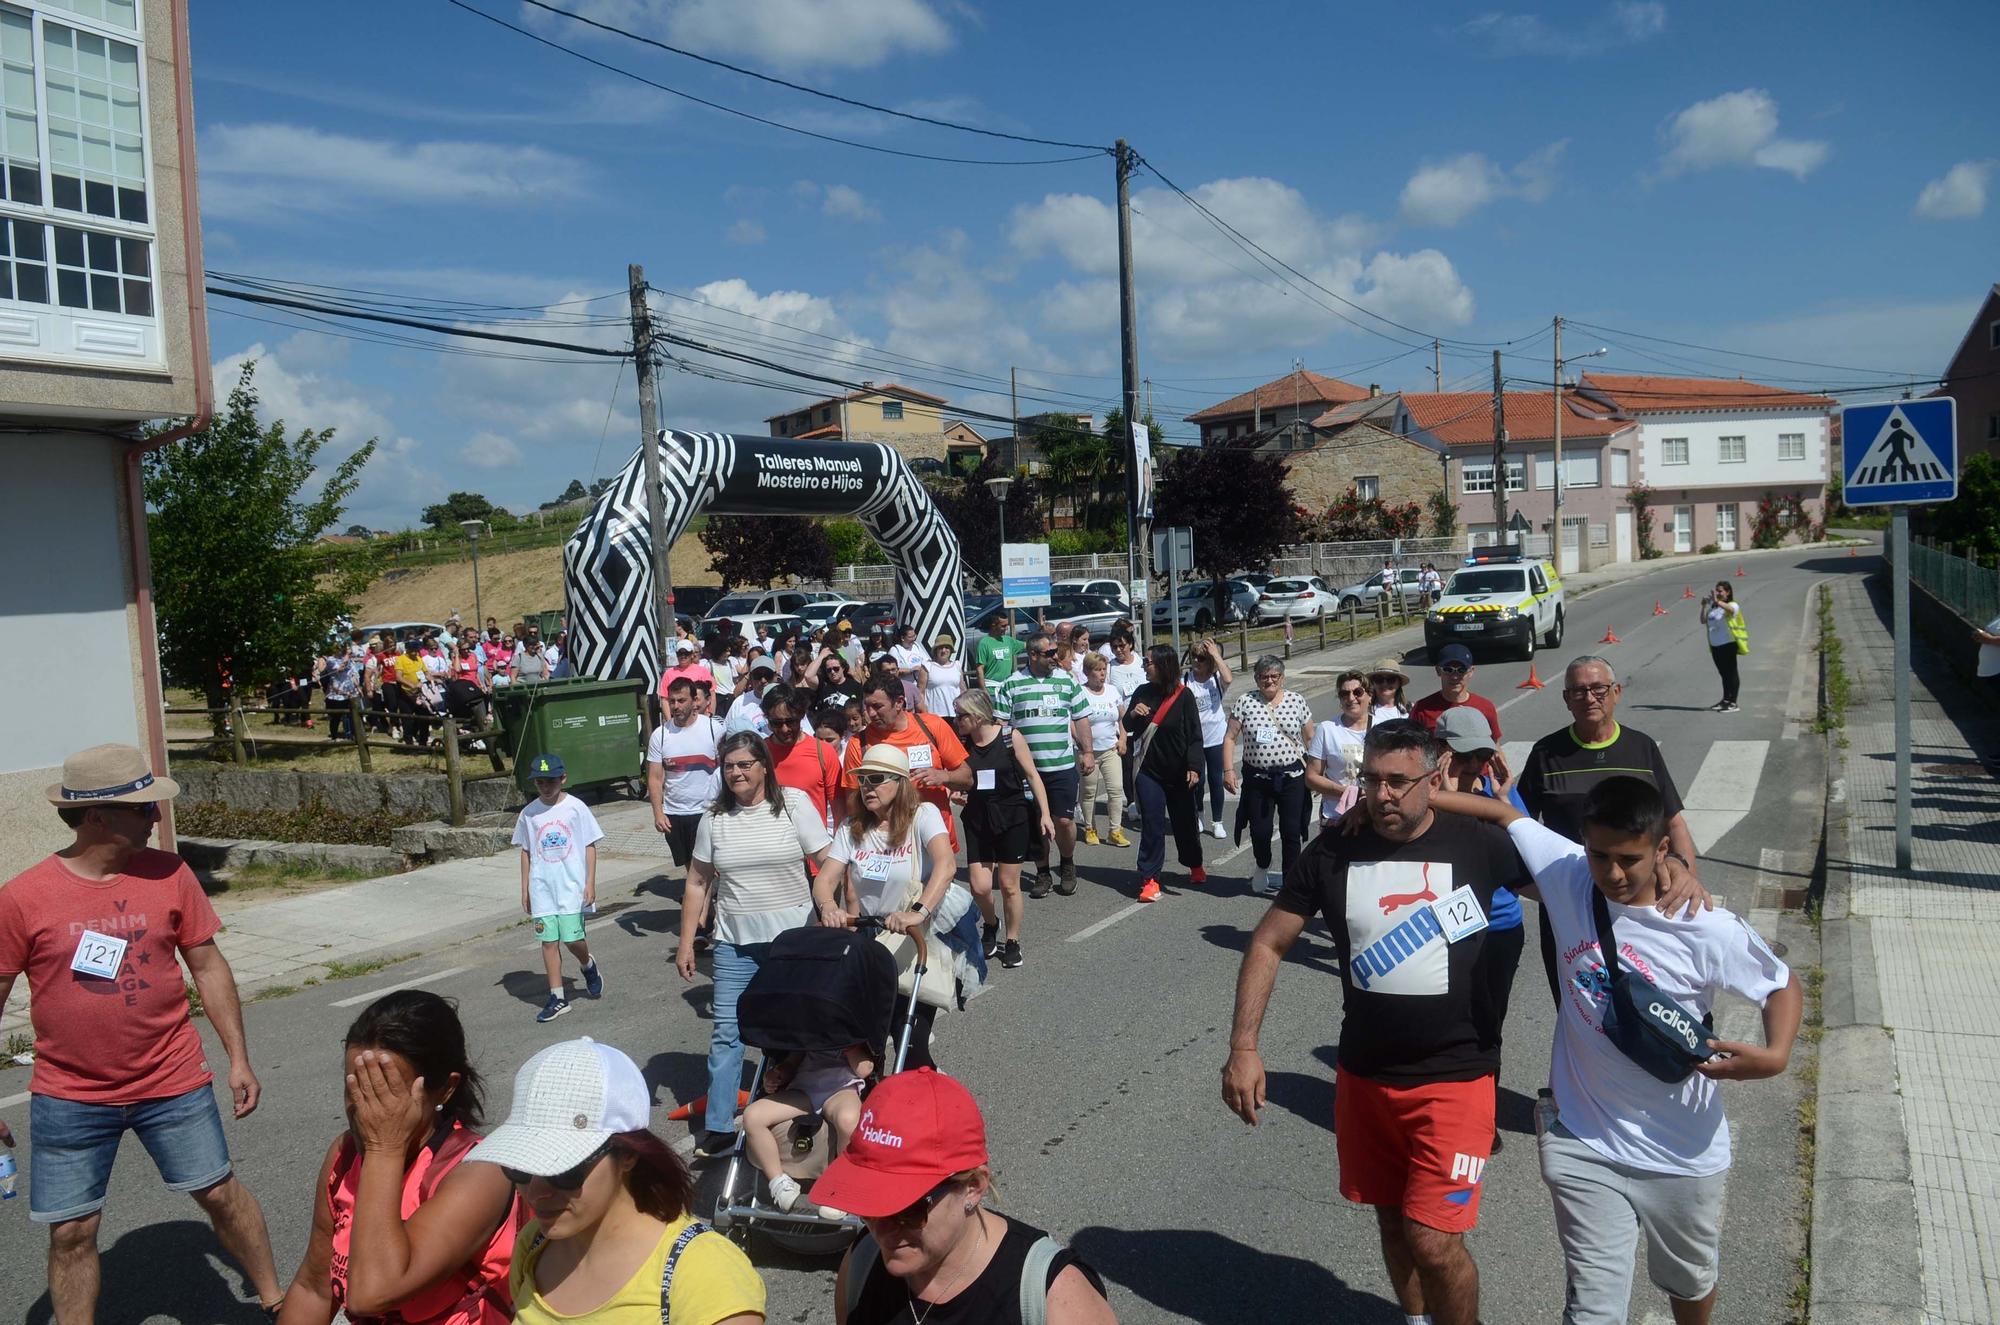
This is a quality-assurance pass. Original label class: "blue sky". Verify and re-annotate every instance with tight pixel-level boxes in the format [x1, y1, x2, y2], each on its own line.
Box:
[191, 0, 1999, 529]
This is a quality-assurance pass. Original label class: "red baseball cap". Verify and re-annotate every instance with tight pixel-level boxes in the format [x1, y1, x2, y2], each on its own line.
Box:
[809, 1069, 988, 1217]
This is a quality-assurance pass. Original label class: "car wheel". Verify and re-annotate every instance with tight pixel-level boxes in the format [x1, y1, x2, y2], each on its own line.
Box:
[1519, 624, 1537, 662]
[1544, 609, 1565, 649]
[1194, 611, 1212, 631]
[1340, 596, 1361, 612]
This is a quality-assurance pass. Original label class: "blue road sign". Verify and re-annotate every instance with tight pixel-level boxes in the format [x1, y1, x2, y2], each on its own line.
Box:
[1842, 398, 1957, 506]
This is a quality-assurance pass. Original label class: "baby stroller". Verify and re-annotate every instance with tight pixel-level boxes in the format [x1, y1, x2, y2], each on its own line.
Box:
[709, 919, 928, 1254]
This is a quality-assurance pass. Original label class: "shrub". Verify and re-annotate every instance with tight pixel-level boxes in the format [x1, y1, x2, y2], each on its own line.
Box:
[1047, 528, 1119, 556]
[177, 796, 427, 846]
[1699, 543, 1720, 556]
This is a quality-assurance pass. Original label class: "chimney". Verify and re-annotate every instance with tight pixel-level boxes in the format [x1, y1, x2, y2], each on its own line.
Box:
[1368, 383, 1380, 397]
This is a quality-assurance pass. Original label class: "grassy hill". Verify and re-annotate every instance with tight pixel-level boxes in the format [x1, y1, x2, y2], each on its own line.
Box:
[349, 539, 722, 629]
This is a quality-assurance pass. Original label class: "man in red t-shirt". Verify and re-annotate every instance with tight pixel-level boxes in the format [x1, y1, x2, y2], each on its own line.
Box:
[0, 745, 283, 1319]
[762, 684, 841, 830]
[1410, 644, 1502, 744]
[841, 676, 971, 848]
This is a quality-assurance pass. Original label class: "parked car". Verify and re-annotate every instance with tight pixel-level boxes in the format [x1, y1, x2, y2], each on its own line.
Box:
[964, 599, 1016, 636]
[1252, 577, 1340, 623]
[799, 598, 867, 629]
[706, 613, 811, 645]
[1332, 567, 1426, 612]
[846, 600, 899, 633]
[1232, 571, 1276, 591]
[673, 586, 729, 620]
[1151, 579, 1254, 632]
[1019, 593, 1131, 639]
[703, 589, 815, 623]
[1050, 576, 1126, 601]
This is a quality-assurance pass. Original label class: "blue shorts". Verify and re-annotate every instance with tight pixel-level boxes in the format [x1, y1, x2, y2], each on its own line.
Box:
[1036, 766, 1081, 822]
[28, 1084, 233, 1223]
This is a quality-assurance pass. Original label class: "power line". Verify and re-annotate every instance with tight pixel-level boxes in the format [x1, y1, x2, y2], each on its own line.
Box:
[1564, 318, 1924, 378]
[207, 285, 632, 357]
[508, 0, 1109, 154]
[441, 0, 1103, 167]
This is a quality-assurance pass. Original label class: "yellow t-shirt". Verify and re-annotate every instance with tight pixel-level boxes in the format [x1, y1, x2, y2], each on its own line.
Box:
[507, 1216, 766, 1325]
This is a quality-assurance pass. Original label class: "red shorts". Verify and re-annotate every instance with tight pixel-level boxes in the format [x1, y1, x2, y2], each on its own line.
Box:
[1335, 1066, 1496, 1233]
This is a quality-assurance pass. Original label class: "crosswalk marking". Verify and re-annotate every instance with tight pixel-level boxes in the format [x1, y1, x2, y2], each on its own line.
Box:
[328, 966, 468, 1008]
[1679, 740, 1770, 854]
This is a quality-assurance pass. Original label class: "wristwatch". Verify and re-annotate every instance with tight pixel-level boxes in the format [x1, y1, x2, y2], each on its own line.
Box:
[911, 903, 929, 921]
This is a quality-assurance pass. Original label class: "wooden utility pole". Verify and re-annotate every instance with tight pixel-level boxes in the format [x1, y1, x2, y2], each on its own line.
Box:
[627, 264, 674, 679]
[1433, 339, 1442, 392]
[1009, 365, 1020, 474]
[1492, 349, 1508, 537]
[1552, 314, 1564, 566]
[1114, 139, 1152, 644]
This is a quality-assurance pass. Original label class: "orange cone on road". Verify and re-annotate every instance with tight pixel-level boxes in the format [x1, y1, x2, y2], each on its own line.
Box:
[1653, 600, 1669, 616]
[1735, 565, 1747, 577]
[1517, 664, 1546, 690]
[1600, 625, 1621, 644]
[1848, 545, 1858, 557]
[666, 1090, 751, 1122]
[1682, 585, 1697, 599]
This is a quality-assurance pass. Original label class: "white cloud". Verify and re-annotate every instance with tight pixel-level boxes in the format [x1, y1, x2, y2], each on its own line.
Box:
[821, 184, 880, 222]
[1457, 1, 1665, 57]
[200, 124, 586, 219]
[459, 431, 524, 470]
[1658, 89, 1829, 180]
[1400, 141, 1566, 226]
[1038, 279, 1119, 336]
[541, 0, 953, 70]
[1914, 160, 1994, 221]
[725, 218, 767, 244]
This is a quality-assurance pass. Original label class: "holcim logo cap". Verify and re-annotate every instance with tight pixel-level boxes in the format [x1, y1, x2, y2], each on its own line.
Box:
[808, 1068, 988, 1217]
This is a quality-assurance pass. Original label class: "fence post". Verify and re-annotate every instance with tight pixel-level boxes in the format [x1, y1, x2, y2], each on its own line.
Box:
[1238, 620, 1249, 669]
[350, 695, 372, 772]
[228, 701, 246, 764]
[1350, 602, 1359, 642]
[1318, 608, 1327, 652]
[444, 721, 466, 827]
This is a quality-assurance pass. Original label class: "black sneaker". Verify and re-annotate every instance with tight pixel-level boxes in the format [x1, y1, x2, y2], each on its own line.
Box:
[692, 1129, 738, 1159]
[1055, 861, 1078, 896]
[1001, 940, 1024, 969]
[982, 922, 1001, 959]
[1028, 871, 1053, 899]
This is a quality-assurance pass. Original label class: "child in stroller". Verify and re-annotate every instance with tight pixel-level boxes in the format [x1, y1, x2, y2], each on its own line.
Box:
[744, 1043, 874, 1217]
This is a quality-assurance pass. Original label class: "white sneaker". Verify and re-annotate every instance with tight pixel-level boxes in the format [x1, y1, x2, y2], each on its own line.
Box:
[1257, 870, 1283, 895]
[815, 1201, 850, 1220]
[1196, 815, 1208, 834]
[768, 1173, 802, 1212]
[1212, 821, 1228, 839]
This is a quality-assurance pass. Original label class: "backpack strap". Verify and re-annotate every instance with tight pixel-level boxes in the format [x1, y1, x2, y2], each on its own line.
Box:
[844, 1231, 882, 1322]
[658, 1220, 714, 1323]
[1018, 1236, 1064, 1325]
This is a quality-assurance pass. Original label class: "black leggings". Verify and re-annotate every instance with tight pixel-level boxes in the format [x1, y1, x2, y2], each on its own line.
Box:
[1240, 765, 1309, 876]
[1710, 642, 1740, 704]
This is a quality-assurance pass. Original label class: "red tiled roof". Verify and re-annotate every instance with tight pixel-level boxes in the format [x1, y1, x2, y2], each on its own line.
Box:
[1185, 369, 1369, 423]
[792, 424, 843, 440]
[1577, 372, 1835, 413]
[1389, 391, 1631, 446]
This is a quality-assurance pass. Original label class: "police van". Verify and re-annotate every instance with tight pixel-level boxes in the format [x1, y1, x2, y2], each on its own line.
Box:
[1422, 544, 1565, 661]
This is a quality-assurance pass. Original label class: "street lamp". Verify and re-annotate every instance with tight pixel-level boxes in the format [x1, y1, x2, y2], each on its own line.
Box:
[984, 474, 1014, 575]
[460, 519, 486, 628]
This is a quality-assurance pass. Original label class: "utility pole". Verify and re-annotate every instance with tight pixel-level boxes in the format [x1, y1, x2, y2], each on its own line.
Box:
[1433, 339, 1442, 392]
[627, 264, 674, 684]
[1009, 365, 1020, 475]
[1114, 139, 1152, 644]
[1491, 349, 1508, 538]
[1551, 314, 1563, 567]
[1144, 376, 1153, 424]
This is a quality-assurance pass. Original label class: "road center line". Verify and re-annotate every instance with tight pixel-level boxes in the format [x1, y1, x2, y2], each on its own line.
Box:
[1067, 904, 1146, 943]
[0, 1088, 27, 1110]
[329, 966, 469, 1008]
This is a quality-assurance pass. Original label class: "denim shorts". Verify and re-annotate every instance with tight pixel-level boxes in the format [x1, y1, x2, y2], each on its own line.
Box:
[29, 1084, 233, 1223]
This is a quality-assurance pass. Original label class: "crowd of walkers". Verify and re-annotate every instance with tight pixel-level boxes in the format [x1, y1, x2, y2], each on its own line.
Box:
[0, 582, 1803, 1324]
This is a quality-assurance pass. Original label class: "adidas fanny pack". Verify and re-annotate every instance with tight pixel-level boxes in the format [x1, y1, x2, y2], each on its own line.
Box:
[1590, 886, 1716, 1083]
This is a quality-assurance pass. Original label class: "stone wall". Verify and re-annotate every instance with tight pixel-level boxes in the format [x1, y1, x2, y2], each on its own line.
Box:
[1285, 425, 1447, 513]
[172, 765, 522, 820]
[845, 428, 948, 464]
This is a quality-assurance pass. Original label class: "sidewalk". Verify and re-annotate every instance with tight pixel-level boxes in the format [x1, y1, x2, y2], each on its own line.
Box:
[1815, 570, 2000, 1325]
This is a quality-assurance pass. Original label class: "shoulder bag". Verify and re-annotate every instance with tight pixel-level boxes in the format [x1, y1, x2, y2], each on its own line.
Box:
[870, 828, 958, 1009]
[1589, 886, 1716, 1082]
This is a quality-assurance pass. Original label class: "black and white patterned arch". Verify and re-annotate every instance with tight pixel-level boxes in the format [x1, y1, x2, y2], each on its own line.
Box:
[563, 431, 964, 682]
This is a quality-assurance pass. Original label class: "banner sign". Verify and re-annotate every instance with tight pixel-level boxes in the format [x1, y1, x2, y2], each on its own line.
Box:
[1002, 542, 1052, 608]
[710, 438, 888, 515]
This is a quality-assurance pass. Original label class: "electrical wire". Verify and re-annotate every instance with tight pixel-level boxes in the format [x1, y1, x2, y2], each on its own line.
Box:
[442, 0, 1104, 167]
[205, 285, 632, 357]
[507, 0, 1109, 153]
[1564, 318, 1924, 379]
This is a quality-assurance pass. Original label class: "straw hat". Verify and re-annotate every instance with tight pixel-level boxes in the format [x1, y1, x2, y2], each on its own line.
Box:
[1369, 658, 1411, 686]
[46, 743, 179, 806]
[854, 745, 912, 781]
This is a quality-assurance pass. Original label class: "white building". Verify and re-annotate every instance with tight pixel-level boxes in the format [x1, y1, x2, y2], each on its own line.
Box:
[1575, 373, 1833, 554]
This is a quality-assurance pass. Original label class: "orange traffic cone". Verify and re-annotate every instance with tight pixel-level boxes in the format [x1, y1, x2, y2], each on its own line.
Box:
[666, 1090, 752, 1122]
[1682, 585, 1696, 599]
[1848, 545, 1858, 558]
[1652, 600, 1669, 616]
[1600, 626, 1621, 644]
[1735, 565, 1746, 577]
[1517, 664, 1545, 690]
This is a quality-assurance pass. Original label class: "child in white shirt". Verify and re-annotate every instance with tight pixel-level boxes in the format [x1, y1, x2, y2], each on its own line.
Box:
[511, 753, 606, 1022]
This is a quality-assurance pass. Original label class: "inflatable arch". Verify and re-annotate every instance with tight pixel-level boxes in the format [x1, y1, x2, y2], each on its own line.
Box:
[563, 431, 965, 683]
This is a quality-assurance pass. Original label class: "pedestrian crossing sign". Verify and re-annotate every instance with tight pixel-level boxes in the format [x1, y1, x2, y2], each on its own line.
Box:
[1842, 398, 1956, 506]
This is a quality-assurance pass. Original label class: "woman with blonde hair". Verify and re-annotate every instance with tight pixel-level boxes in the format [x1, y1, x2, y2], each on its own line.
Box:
[950, 689, 1051, 970]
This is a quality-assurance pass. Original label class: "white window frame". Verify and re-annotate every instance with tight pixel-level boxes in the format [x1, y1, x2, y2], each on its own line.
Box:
[1354, 474, 1380, 500]
[1566, 453, 1601, 489]
[1715, 502, 1739, 551]
[1461, 461, 1495, 494]
[1718, 435, 1747, 464]
[1609, 449, 1630, 486]
[1589, 522, 1609, 547]
[1504, 459, 1525, 492]
[1661, 437, 1690, 466]
[1778, 432, 1805, 461]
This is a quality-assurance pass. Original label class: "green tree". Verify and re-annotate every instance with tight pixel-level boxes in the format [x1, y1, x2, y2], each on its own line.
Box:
[1917, 453, 2000, 560]
[1152, 445, 1298, 586]
[549, 478, 588, 507]
[1426, 489, 1459, 539]
[923, 459, 1045, 582]
[699, 514, 834, 588]
[420, 491, 506, 531]
[144, 361, 376, 730]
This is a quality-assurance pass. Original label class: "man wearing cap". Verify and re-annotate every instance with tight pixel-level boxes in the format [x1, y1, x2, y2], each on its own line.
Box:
[722, 657, 780, 739]
[1410, 645, 1501, 743]
[659, 638, 713, 713]
[0, 744, 284, 1319]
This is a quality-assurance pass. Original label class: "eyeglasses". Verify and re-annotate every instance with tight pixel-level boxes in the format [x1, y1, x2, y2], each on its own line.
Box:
[1437, 663, 1468, 675]
[1255, 673, 1282, 684]
[854, 772, 902, 788]
[1563, 683, 1615, 700]
[1358, 773, 1426, 796]
[869, 1179, 957, 1229]
[721, 760, 761, 775]
[503, 1139, 611, 1190]
[1030, 648, 1056, 658]
[1338, 686, 1367, 699]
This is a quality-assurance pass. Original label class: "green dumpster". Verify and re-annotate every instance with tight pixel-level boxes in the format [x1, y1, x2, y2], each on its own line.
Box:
[526, 609, 566, 640]
[490, 676, 645, 799]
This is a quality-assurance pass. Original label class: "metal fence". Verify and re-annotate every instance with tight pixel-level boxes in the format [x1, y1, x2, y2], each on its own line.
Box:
[1911, 539, 2000, 626]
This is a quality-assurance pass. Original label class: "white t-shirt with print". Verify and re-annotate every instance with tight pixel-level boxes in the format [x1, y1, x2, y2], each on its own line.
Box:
[1184, 671, 1228, 747]
[826, 803, 950, 918]
[1369, 703, 1409, 727]
[1107, 658, 1146, 696]
[1704, 602, 1737, 649]
[1507, 817, 1790, 1176]
[646, 717, 724, 815]
[512, 794, 606, 919]
[891, 643, 928, 677]
[1307, 721, 1368, 819]
[1079, 683, 1126, 752]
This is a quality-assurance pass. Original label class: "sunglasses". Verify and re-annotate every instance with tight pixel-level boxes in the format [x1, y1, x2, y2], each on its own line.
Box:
[855, 771, 903, 788]
[502, 1139, 610, 1190]
[1338, 686, 1367, 698]
[868, 1179, 957, 1229]
[1437, 663, 1468, 674]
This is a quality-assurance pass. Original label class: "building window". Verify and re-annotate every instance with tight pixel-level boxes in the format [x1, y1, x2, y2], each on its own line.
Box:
[40, 1, 136, 31]
[1462, 462, 1494, 494]
[1991, 319, 2000, 351]
[1716, 503, 1739, 551]
[1662, 437, 1689, 465]
[52, 222, 146, 313]
[0, 214, 47, 301]
[819, 407, 831, 424]
[1610, 449, 1630, 486]
[1566, 453, 1601, 488]
[0, 10, 39, 207]
[43, 21, 147, 223]
[1718, 435, 1747, 464]
[1988, 413, 1998, 440]
[1535, 454, 1556, 489]
[1355, 475, 1379, 500]
[880, 400, 903, 421]
[1778, 432, 1805, 461]
[1504, 459, 1525, 491]
[1590, 522, 1609, 547]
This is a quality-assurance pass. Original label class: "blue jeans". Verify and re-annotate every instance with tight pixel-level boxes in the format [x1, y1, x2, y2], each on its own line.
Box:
[705, 940, 770, 1134]
[1195, 742, 1227, 819]
[29, 1084, 233, 1223]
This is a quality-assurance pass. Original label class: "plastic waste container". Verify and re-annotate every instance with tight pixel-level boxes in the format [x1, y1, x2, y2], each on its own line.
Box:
[490, 676, 645, 799]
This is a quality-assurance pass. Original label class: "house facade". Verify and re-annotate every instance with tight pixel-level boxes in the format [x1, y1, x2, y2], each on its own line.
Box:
[1282, 394, 1449, 512]
[0, 0, 207, 876]
[1937, 283, 2000, 465]
[1577, 373, 1833, 555]
[764, 382, 951, 463]
[1184, 368, 1368, 445]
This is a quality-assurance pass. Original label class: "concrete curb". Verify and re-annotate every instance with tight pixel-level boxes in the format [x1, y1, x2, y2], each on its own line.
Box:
[1808, 600, 1924, 1324]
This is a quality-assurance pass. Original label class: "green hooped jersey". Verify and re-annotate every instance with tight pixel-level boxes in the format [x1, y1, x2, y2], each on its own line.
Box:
[993, 670, 1090, 771]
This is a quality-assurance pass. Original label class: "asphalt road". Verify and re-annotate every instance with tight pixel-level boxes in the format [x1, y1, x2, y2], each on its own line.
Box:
[0, 548, 1850, 1324]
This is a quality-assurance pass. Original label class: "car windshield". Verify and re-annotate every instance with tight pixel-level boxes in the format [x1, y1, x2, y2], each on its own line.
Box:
[1177, 583, 1216, 599]
[1266, 579, 1309, 594]
[711, 594, 761, 615]
[1446, 569, 1528, 596]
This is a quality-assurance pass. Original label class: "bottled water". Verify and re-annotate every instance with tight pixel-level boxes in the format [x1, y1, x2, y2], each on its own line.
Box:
[0, 1149, 16, 1199]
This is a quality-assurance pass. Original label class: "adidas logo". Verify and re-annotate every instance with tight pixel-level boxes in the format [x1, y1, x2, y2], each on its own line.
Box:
[1649, 1001, 1702, 1048]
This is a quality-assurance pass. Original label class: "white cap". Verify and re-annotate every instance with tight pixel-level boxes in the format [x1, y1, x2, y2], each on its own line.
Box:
[468, 1038, 651, 1176]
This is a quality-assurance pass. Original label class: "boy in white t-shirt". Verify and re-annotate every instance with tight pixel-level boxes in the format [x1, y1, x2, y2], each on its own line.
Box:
[512, 753, 607, 1024]
[1434, 774, 1799, 1325]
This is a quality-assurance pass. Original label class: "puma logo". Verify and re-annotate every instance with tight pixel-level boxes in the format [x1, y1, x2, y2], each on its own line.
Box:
[1379, 863, 1439, 915]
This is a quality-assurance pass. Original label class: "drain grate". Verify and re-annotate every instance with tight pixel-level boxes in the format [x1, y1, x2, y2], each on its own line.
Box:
[1920, 762, 1996, 779]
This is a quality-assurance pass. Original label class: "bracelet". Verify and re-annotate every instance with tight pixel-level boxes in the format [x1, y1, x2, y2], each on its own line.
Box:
[911, 903, 929, 920]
